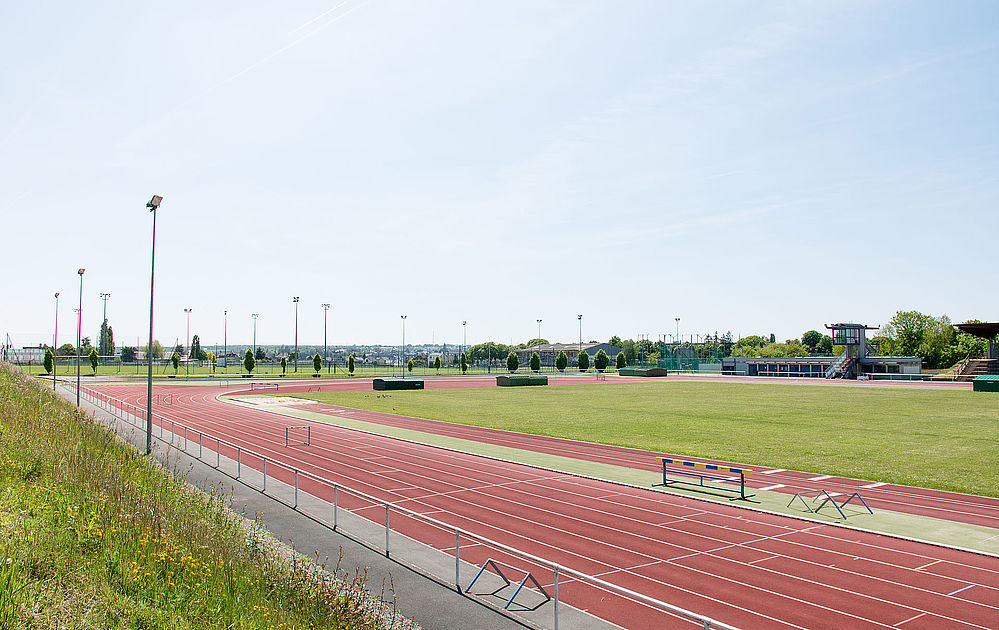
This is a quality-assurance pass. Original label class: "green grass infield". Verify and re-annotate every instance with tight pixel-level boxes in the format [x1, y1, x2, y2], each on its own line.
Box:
[292, 380, 999, 497]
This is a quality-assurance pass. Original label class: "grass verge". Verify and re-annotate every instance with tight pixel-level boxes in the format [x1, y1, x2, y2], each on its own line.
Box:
[0, 362, 413, 630]
[294, 380, 999, 497]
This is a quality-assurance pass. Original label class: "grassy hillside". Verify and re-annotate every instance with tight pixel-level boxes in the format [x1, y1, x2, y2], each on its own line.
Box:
[0, 363, 410, 630]
[296, 381, 999, 496]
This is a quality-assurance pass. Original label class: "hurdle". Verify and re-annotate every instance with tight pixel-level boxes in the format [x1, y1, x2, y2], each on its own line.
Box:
[654, 457, 754, 500]
[250, 382, 280, 391]
[284, 425, 311, 447]
[787, 489, 873, 519]
[465, 558, 551, 612]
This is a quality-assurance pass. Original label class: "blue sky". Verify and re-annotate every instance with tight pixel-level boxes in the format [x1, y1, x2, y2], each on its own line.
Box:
[2, 1, 997, 350]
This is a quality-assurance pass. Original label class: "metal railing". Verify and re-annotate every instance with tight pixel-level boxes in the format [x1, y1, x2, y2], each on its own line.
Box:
[73, 383, 739, 630]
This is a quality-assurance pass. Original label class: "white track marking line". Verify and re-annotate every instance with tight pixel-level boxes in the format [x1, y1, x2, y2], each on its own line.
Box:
[863, 482, 889, 488]
[809, 475, 833, 481]
[894, 611, 927, 626]
[759, 484, 786, 491]
[759, 468, 786, 474]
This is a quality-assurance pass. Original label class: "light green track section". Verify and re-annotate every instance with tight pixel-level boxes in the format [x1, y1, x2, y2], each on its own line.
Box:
[223, 396, 999, 556]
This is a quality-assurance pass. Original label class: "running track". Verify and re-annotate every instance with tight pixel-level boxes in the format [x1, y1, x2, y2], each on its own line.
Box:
[88, 380, 999, 629]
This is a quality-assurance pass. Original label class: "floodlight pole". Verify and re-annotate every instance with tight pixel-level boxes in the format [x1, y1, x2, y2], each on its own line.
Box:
[293, 297, 300, 372]
[99, 292, 111, 355]
[462, 321, 467, 361]
[223, 310, 227, 373]
[578, 314, 582, 359]
[53, 292, 60, 390]
[145, 195, 162, 455]
[675, 317, 680, 346]
[322, 304, 330, 374]
[537, 319, 542, 370]
[401, 315, 407, 378]
[184, 308, 192, 378]
[252, 313, 259, 362]
[76, 269, 85, 405]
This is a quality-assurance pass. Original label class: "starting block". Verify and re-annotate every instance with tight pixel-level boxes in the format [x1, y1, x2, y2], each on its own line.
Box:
[654, 457, 754, 500]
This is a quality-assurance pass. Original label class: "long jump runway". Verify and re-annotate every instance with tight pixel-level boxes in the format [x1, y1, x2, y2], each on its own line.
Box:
[90, 382, 999, 629]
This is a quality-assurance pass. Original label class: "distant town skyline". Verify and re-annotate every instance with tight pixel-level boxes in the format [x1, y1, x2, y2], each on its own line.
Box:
[2, 2, 996, 349]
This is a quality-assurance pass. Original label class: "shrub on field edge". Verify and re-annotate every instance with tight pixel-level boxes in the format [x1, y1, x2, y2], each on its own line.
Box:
[616, 351, 626, 369]
[530, 352, 541, 373]
[244, 349, 255, 374]
[506, 352, 519, 373]
[556, 350, 567, 372]
[578, 350, 589, 372]
[594, 349, 609, 372]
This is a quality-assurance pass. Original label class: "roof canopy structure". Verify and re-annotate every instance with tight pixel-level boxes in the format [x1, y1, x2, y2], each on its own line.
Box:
[956, 322, 999, 339]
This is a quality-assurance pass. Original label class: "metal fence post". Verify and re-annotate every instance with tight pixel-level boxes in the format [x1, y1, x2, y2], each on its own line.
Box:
[455, 532, 460, 592]
[294, 471, 299, 508]
[237, 447, 241, 478]
[385, 505, 390, 557]
[554, 566, 559, 630]
[262, 458, 267, 492]
[333, 486, 338, 530]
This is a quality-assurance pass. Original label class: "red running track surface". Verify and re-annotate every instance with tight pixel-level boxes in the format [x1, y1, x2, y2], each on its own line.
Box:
[90, 382, 999, 629]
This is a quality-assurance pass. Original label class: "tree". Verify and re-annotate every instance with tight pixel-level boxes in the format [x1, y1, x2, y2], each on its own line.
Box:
[255, 347, 266, 361]
[616, 351, 626, 369]
[817, 336, 834, 354]
[280, 356, 287, 374]
[530, 352, 541, 372]
[244, 349, 255, 374]
[143, 340, 164, 360]
[314, 353, 322, 375]
[43, 347, 54, 374]
[57, 343, 76, 356]
[801, 330, 822, 351]
[460, 352, 468, 374]
[175, 343, 184, 357]
[524, 338, 548, 348]
[120, 346, 137, 362]
[621, 339, 637, 364]
[89, 348, 99, 374]
[171, 352, 180, 374]
[98, 319, 114, 357]
[190, 335, 205, 362]
[207, 351, 216, 374]
[578, 350, 589, 372]
[555, 350, 568, 372]
[407, 358, 414, 373]
[879, 310, 961, 369]
[506, 352, 519, 372]
[609, 335, 622, 347]
[434, 355, 442, 373]
[348, 354, 355, 375]
[594, 349, 609, 372]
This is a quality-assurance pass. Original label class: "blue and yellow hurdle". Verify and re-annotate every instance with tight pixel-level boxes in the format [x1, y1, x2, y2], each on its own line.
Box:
[654, 457, 754, 500]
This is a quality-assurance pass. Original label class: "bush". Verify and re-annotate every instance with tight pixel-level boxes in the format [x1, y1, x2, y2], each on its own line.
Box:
[578, 350, 590, 372]
[594, 349, 609, 372]
[243, 349, 255, 374]
[506, 352, 519, 372]
[348, 354, 355, 375]
[434, 356, 442, 373]
[43, 348, 53, 375]
[280, 357, 287, 374]
[616, 351, 626, 369]
[530, 352, 541, 372]
[555, 350, 567, 372]
[460, 352, 468, 374]
[171, 352, 180, 373]
[407, 359, 414, 373]
[89, 348, 99, 374]
[313, 353, 322, 374]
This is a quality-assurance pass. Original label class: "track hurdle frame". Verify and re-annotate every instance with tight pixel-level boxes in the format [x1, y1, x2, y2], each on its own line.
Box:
[284, 425, 311, 447]
[787, 489, 873, 519]
[654, 457, 754, 500]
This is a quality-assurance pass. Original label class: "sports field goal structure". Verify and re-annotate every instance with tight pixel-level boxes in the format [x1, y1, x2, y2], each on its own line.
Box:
[284, 425, 311, 447]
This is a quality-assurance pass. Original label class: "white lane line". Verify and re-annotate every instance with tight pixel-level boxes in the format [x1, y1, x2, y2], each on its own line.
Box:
[862, 482, 888, 488]
[759, 484, 786, 491]
[809, 475, 833, 481]
[759, 469, 786, 474]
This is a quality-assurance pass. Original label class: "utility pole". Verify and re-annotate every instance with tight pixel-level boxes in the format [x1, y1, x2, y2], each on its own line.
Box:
[293, 297, 300, 372]
[401, 315, 407, 378]
[537, 319, 542, 370]
[223, 310, 227, 373]
[76, 268, 85, 406]
[145, 195, 162, 455]
[578, 314, 582, 360]
[184, 308, 192, 378]
[53, 292, 60, 390]
[252, 313, 259, 362]
[322, 304, 330, 374]
[99, 292, 111, 356]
